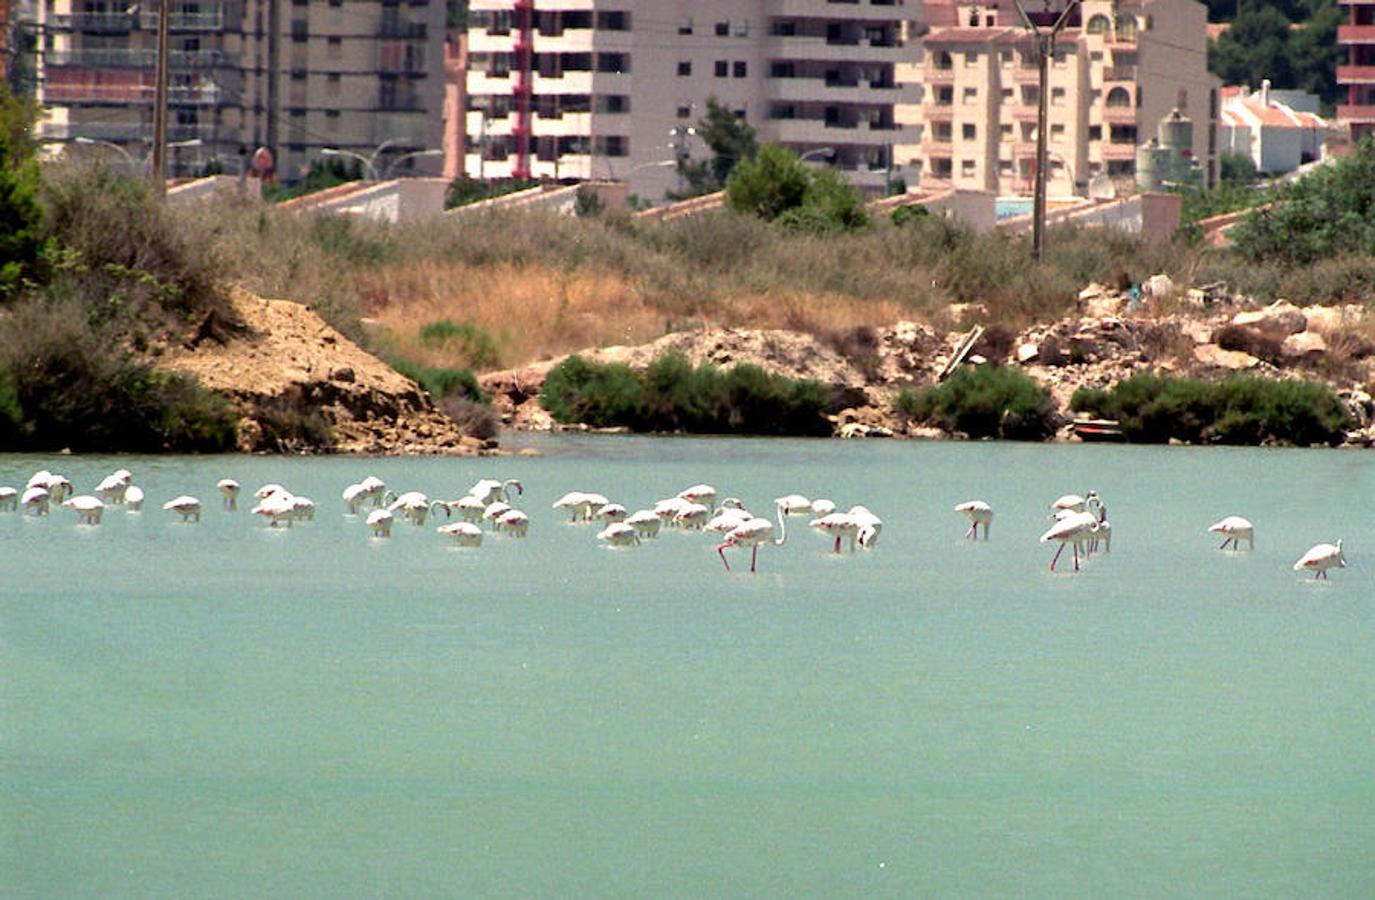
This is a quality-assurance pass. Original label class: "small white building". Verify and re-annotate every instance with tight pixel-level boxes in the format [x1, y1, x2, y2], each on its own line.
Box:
[1220, 81, 1328, 175]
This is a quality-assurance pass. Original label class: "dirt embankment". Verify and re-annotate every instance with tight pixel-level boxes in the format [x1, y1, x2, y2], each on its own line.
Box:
[159, 288, 492, 454]
[480, 281, 1375, 445]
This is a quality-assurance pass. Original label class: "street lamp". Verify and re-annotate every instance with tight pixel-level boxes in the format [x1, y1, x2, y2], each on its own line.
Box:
[74, 136, 139, 171]
[382, 148, 443, 180]
[799, 146, 836, 163]
[321, 147, 378, 181]
[617, 159, 676, 180]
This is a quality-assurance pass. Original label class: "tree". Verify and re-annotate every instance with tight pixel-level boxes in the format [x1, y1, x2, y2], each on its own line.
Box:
[446, 0, 469, 29]
[0, 84, 46, 298]
[676, 98, 758, 196]
[1205, 1, 1341, 108]
[725, 144, 810, 220]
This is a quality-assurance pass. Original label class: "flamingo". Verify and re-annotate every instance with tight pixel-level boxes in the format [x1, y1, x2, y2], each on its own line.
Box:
[47, 475, 74, 504]
[468, 478, 523, 505]
[678, 483, 717, 508]
[216, 478, 240, 510]
[553, 491, 597, 522]
[62, 495, 104, 525]
[366, 508, 394, 537]
[163, 495, 202, 523]
[717, 504, 789, 573]
[810, 498, 836, 517]
[358, 475, 387, 507]
[598, 522, 640, 547]
[675, 502, 712, 530]
[497, 508, 530, 537]
[810, 512, 860, 553]
[255, 483, 288, 500]
[1040, 510, 1099, 572]
[1087, 494, 1111, 554]
[1208, 516, 1253, 551]
[455, 494, 487, 523]
[124, 485, 145, 511]
[0, 486, 17, 511]
[342, 483, 370, 515]
[385, 490, 441, 526]
[595, 503, 628, 523]
[775, 494, 812, 516]
[482, 500, 512, 528]
[849, 506, 883, 549]
[95, 471, 132, 505]
[289, 495, 316, 522]
[251, 490, 295, 527]
[437, 521, 483, 546]
[626, 509, 663, 540]
[653, 496, 691, 527]
[1050, 493, 1089, 514]
[21, 486, 50, 516]
[706, 505, 753, 535]
[1294, 540, 1346, 579]
[25, 470, 51, 490]
[955, 500, 993, 540]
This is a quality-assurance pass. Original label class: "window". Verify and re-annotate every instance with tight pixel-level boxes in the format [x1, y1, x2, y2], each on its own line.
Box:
[327, 36, 342, 60]
[1001, 88, 1013, 103]
[1106, 86, 1131, 107]
[1000, 50, 1012, 66]
[962, 123, 976, 140]
[715, 21, 728, 36]
[961, 159, 976, 176]
[677, 61, 691, 76]
[291, 18, 308, 41]
[964, 51, 978, 67]
[962, 86, 977, 104]
[1088, 125, 1102, 141]
[734, 20, 749, 37]
[1000, 123, 1013, 138]
[596, 94, 630, 113]
[733, 61, 746, 78]
[596, 11, 630, 31]
[999, 160, 1014, 174]
[594, 135, 629, 157]
[1086, 14, 1110, 34]
[677, 105, 691, 119]
[1053, 51, 1066, 67]
[597, 53, 629, 73]
[734, 108, 747, 120]
[715, 60, 728, 77]
[1051, 87, 1065, 105]
[1051, 124, 1065, 137]
[679, 18, 692, 35]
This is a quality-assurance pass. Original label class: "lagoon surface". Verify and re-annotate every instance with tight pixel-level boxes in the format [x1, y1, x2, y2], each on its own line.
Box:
[3, 436, 1374, 897]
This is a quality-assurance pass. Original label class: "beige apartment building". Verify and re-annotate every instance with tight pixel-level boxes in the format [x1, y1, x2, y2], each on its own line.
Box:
[465, 0, 920, 200]
[33, 1, 443, 181]
[903, 0, 1218, 197]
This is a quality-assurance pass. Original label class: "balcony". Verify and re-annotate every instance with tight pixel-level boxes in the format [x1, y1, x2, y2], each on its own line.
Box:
[1011, 66, 1040, 85]
[767, 35, 903, 62]
[1102, 65, 1136, 83]
[138, 8, 225, 31]
[1337, 104, 1375, 121]
[920, 138, 952, 155]
[378, 20, 428, 40]
[926, 66, 955, 83]
[48, 12, 135, 32]
[43, 48, 226, 68]
[1102, 142, 1137, 160]
[1338, 65, 1375, 83]
[1012, 106, 1040, 122]
[922, 103, 954, 120]
[1102, 105, 1137, 124]
[41, 79, 223, 105]
[1338, 24, 1375, 43]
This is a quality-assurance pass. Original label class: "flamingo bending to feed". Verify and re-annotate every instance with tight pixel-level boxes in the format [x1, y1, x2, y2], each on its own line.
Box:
[595, 503, 628, 523]
[251, 490, 296, 527]
[437, 521, 483, 546]
[481, 501, 512, 528]
[217, 478, 241, 510]
[385, 490, 442, 526]
[678, 484, 717, 508]
[598, 522, 640, 547]
[452, 494, 486, 523]
[810, 512, 860, 553]
[626, 509, 662, 540]
[497, 508, 530, 537]
[163, 495, 202, 523]
[21, 486, 50, 516]
[553, 491, 601, 523]
[358, 476, 387, 507]
[468, 478, 523, 505]
[706, 506, 753, 535]
[95, 471, 132, 505]
[0, 486, 17, 511]
[717, 505, 789, 573]
[1041, 510, 1100, 572]
[45, 475, 74, 504]
[1208, 516, 1254, 551]
[775, 494, 812, 517]
[810, 498, 836, 517]
[63, 495, 105, 525]
[289, 495, 316, 522]
[955, 500, 993, 540]
[342, 483, 370, 515]
[1294, 540, 1346, 579]
[124, 485, 145, 511]
[366, 508, 394, 537]
[849, 506, 883, 549]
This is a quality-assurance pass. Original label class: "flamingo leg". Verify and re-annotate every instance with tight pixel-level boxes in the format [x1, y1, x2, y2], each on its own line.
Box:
[1219, 537, 1231, 550]
[833, 534, 841, 553]
[716, 542, 732, 572]
[750, 545, 758, 573]
[1073, 542, 1080, 571]
[1050, 543, 1065, 571]
[964, 523, 975, 540]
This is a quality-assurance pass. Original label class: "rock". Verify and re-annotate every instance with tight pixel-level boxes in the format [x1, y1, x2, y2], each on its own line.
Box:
[1083, 292, 1126, 318]
[1193, 343, 1260, 370]
[330, 367, 355, 383]
[1280, 331, 1327, 360]
[1302, 304, 1365, 335]
[1144, 274, 1174, 301]
[1232, 300, 1306, 335]
[1016, 342, 1039, 363]
[947, 303, 988, 324]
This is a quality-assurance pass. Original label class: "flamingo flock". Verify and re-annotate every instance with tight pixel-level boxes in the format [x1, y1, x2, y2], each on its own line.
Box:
[0, 465, 1353, 582]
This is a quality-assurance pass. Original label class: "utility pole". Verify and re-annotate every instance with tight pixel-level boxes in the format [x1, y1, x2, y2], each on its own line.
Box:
[150, 0, 171, 196]
[265, 0, 279, 171]
[1014, 1, 1080, 264]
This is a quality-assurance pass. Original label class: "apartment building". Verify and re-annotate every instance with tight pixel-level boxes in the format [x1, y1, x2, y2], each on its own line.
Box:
[1338, 1, 1375, 140]
[33, 1, 443, 181]
[910, 0, 1218, 197]
[465, 0, 920, 200]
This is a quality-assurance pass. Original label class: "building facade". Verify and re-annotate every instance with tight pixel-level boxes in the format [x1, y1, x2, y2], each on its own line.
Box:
[33, 0, 444, 181]
[1220, 83, 1327, 175]
[465, 0, 920, 200]
[908, 0, 1218, 197]
[1338, 1, 1375, 140]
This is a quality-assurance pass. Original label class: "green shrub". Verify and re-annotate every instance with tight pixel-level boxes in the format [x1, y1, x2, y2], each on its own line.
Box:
[890, 203, 929, 227]
[540, 353, 831, 435]
[0, 91, 47, 298]
[417, 318, 501, 368]
[1070, 373, 1350, 446]
[896, 365, 1057, 440]
[389, 357, 488, 404]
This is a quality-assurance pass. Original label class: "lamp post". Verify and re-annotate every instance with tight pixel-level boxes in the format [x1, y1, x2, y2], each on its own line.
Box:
[799, 146, 836, 163]
[1013, 0, 1082, 264]
[74, 136, 140, 172]
[320, 147, 378, 181]
[382, 149, 443, 180]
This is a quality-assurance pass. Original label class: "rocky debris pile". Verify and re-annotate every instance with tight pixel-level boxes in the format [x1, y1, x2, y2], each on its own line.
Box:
[160, 288, 486, 454]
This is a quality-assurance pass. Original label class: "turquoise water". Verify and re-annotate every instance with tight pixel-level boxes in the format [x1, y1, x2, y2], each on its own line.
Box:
[3, 437, 1374, 897]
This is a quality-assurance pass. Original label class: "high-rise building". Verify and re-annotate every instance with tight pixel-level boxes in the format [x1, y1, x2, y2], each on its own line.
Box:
[1338, 1, 1375, 141]
[465, 0, 920, 199]
[34, 1, 444, 181]
[907, 0, 1218, 196]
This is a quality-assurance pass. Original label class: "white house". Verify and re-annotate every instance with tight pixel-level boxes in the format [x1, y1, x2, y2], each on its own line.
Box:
[1220, 81, 1328, 175]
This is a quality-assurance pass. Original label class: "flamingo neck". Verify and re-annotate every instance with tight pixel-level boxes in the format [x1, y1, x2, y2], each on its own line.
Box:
[774, 503, 788, 546]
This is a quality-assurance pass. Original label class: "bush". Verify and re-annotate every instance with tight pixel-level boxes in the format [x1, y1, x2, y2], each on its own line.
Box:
[0, 85, 46, 298]
[895, 365, 1057, 440]
[890, 203, 929, 227]
[540, 352, 832, 435]
[418, 318, 501, 368]
[726, 144, 811, 221]
[389, 357, 488, 404]
[1070, 373, 1350, 446]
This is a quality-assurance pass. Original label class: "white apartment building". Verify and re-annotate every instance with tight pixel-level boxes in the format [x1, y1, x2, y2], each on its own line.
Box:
[907, 0, 1219, 197]
[33, 1, 444, 181]
[465, 0, 920, 200]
